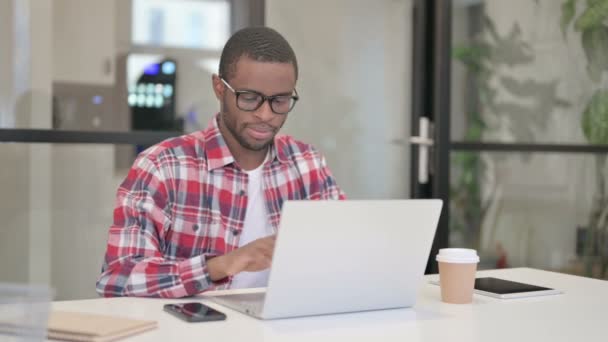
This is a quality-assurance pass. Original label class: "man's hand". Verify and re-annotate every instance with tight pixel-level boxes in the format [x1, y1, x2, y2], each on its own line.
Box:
[207, 235, 276, 281]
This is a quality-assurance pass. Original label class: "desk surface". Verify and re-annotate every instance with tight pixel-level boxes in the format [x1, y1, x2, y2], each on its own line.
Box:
[51, 268, 608, 342]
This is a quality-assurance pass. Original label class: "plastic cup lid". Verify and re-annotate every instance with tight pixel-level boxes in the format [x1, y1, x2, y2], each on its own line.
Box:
[436, 248, 480, 263]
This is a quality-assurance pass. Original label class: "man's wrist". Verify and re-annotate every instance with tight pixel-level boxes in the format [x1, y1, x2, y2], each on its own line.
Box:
[207, 255, 231, 281]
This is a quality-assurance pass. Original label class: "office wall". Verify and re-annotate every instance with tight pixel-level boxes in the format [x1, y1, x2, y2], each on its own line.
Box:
[266, 0, 413, 199]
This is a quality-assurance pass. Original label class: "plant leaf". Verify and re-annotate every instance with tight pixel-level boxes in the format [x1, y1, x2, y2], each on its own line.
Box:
[581, 25, 608, 81]
[582, 90, 608, 144]
[561, 0, 576, 37]
[452, 44, 490, 74]
[575, 0, 608, 31]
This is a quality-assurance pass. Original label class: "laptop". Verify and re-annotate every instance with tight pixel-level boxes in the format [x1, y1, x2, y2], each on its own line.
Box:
[208, 199, 442, 320]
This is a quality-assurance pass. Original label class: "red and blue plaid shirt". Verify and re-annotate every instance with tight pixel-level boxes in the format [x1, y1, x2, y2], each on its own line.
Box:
[96, 115, 345, 298]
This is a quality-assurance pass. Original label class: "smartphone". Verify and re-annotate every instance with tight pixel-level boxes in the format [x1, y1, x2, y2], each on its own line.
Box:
[163, 302, 227, 322]
[473, 277, 562, 299]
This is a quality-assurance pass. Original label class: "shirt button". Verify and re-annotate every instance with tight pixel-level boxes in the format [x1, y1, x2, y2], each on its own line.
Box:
[192, 224, 199, 231]
[239, 190, 246, 196]
[232, 229, 240, 236]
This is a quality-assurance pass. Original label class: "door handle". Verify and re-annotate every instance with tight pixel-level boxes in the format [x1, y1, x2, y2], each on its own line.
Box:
[409, 117, 434, 184]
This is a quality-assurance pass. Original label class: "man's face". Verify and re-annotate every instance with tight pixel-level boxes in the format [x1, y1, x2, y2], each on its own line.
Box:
[213, 57, 297, 152]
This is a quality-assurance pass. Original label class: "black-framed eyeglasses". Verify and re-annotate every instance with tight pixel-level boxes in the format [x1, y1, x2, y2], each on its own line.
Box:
[220, 78, 299, 115]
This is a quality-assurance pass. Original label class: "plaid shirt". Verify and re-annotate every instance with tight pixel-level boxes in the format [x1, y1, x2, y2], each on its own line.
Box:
[96, 115, 345, 298]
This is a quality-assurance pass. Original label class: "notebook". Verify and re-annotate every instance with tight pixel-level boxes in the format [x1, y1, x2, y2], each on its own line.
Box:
[47, 311, 157, 342]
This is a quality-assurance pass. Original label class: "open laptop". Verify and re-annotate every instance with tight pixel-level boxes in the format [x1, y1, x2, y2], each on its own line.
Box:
[208, 199, 442, 320]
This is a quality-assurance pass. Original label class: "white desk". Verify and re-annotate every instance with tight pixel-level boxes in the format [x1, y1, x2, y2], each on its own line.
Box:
[51, 268, 608, 342]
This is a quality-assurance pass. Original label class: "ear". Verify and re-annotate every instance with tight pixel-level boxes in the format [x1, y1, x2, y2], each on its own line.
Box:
[212, 74, 224, 100]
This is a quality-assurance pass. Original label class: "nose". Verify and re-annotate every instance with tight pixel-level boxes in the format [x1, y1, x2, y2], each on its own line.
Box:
[253, 99, 276, 121]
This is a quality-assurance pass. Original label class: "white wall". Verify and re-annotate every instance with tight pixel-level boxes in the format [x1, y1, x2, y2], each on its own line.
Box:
[266, 0, 413, 199]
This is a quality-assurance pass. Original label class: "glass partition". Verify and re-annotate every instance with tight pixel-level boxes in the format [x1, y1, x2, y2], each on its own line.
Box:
[449, 0, 608, 280]
[0, 143, 131, 300]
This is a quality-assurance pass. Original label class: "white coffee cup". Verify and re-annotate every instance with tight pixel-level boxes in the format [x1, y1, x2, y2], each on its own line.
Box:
[436, 248, 480, 304]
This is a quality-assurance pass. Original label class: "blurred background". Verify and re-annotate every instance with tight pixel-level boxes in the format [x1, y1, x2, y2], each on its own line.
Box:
[0, 0, 606, 300]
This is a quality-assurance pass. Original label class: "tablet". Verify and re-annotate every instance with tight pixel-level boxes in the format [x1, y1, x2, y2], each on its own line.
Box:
[473, 277, 562, 299]
[429, 277, 562, 299]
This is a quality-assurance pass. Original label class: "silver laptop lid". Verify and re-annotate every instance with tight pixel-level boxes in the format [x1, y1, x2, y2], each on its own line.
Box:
[261, 199, 442, 319]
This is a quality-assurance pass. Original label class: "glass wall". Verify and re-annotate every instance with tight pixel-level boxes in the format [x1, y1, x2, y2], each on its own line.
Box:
[450, 0, 608, 279]
[450, 151, 607, 279]
[1, 0, 416, 300]
[4, 0, 605, 303]
[132, 0, 230, 49]
[0, 0, 233, 300]
[0, 143, 131, 300]
[0, 0, 229, 132]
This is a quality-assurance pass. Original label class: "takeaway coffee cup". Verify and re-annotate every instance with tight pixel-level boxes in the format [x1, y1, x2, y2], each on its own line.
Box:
[436, 248, 480, 304]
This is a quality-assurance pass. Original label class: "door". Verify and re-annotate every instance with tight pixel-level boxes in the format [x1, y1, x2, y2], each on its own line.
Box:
[410, 0, 451, 274]
[412, 0, 608, 280]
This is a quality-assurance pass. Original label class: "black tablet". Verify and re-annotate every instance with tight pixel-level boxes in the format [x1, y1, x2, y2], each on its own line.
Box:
[473, 277, 562, 299]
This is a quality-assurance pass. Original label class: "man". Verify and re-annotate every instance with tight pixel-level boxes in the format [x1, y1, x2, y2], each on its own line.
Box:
[96, 27, 345, 298]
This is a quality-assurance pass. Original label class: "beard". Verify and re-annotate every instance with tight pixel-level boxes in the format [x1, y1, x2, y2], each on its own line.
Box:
[220, 99, 278, 151]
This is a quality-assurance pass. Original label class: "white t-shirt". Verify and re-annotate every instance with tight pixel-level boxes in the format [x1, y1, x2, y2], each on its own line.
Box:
[229, 160, 274, 289]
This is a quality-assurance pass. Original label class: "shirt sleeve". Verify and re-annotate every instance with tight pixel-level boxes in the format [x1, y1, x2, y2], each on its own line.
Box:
[95, 154, 225, 298]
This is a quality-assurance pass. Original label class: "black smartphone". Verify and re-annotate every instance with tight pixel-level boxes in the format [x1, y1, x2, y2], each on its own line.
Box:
[163, 302, 227, 322]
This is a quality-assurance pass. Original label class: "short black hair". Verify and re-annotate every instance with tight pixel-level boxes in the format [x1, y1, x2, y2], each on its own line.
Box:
[219, 26, 298, 81]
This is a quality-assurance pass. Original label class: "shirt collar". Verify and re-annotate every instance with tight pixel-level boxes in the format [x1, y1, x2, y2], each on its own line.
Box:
[203, 113, 290, 171]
